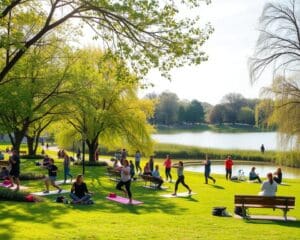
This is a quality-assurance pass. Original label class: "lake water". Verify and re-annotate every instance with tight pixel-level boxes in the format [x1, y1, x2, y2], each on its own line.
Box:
[152, 131, 279, 151]
[184, 162, 300, 179]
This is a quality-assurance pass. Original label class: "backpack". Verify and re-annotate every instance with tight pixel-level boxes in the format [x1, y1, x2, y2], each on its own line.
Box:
[212, 207, 226, 216]
[56, 196, 65, 203]
[234, 206, 244, 216]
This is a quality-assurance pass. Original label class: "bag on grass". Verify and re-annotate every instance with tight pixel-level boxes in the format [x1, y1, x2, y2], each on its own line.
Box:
[56, 196, 65, 203]
[234, 206, 244, 216]
[212, 207, 226, 216]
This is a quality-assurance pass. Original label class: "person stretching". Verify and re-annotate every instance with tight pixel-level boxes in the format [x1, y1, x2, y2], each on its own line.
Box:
[172, 161, 192, 196]
[44, 159, 62, 194]
[70, 174, 93, 204]
[164, 155, 172, 182]
[204, 155, 216, 184]
[116, 160, 132, 204]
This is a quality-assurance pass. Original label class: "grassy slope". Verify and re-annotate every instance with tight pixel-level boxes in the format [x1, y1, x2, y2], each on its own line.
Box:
[0, 153, 300, 240]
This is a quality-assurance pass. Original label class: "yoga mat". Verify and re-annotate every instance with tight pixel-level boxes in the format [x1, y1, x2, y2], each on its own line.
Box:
[160, 192, 197, 198]
[32, 189, 68, 196]
[0, 183, 28, 190]
[106, 196, 143, 205]
[56, 179, 73, 185]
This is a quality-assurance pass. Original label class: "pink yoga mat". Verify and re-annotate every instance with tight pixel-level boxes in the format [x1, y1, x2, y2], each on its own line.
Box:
[106, 196, 143, 205]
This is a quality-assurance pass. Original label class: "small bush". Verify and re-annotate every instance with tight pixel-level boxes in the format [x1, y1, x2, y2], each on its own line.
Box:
[74, 161, 108, 167]
[22, 155, 44, 160]
[0, 187, 41, 202]
[19, 172, 45, 180]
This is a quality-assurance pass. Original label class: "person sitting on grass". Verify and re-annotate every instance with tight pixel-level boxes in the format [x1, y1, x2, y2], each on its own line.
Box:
[0, 167, 9, 180]
[172, 161, 192, 196]
[273, 168, 282, 184]
[152, 165, 164, 189]
[143, 162, 152, 176]
[249, 167, 262, 183]
[0, 151, 4, 160]
[70, 174, 93, 204]
[259, 172, 277, 196]
[43, 159, 62, 194]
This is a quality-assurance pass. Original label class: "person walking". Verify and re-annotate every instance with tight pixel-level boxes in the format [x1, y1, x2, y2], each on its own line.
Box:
[63, 154, 73, 183]
[225, 155, 233, 180]
[172, 161, 192, 196]
[116, 160, 132, 204]
[164, 155, 172, 182]
[44, 159, 62, 193]
[135, 150, 142, 174]
[204, 155, 216, 184]
[8, 150, 20, 191]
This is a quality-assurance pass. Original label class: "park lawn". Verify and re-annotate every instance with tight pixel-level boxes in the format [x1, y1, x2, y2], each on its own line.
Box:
[0, 156, 300, 240]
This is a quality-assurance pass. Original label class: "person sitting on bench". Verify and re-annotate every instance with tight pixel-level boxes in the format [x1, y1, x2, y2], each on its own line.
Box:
[273, 168, 282, 184]
[70, 174, 93, 204]
[249, 167, 262, 183]
[143, 162, 152, 176]
[259, 172, 277, 196]
[152, 165, 164, 189]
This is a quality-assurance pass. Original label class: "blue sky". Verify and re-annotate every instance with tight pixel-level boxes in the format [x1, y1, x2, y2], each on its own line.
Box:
[139, 0, 273, 105]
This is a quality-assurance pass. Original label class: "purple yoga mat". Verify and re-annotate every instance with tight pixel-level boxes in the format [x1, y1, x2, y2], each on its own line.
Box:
[106, 196, 143, 205]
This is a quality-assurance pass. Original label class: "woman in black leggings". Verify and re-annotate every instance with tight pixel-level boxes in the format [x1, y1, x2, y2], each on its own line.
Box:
[172, 161, 192, 196]
[116, 160, 132, 204]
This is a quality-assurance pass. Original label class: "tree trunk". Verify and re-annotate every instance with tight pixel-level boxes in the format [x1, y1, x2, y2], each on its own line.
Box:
[86, 138, 98, 162]
[26, 135, 35, 155]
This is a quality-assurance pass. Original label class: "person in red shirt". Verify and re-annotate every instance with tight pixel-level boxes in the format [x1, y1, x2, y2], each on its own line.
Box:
[225, 156, 233, 180]
[164, 155, 172, 182]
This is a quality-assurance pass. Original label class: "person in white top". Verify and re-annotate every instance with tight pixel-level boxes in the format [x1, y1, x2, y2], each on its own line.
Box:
[116, 160, 132, 204]
[259, 172, 277, 196]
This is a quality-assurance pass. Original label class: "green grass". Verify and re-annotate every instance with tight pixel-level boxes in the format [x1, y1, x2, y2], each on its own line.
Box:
[0, 152, 299, 240]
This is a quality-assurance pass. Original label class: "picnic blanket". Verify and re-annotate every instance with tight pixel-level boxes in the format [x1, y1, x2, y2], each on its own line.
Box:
[106, 195, 143, 205]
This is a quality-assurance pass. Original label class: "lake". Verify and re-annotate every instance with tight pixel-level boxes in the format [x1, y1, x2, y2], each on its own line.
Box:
[152, 131, 279, 151]
[184, 162, 300, 179]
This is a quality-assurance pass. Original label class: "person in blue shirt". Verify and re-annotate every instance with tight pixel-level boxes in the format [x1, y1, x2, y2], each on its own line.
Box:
[152, 165, 164, 189]
[249, 167, 262, 183]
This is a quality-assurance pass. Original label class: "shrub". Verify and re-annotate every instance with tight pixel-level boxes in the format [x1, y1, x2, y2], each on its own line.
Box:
[74, 161, 108, 167]
[0, 187, 41, 202]
[22, 155, 44, 160]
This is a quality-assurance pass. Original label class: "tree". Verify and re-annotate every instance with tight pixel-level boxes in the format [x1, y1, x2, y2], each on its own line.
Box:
[222, 93, 246, 124]
[156, 92, 179, 125]
[255, 99, 274, 129]
[208, 104, 224, 125]
[185, 100, 204, 123]
[0, 41, 73, 153]
[237, 107, 255, 125]
[55, 49, 154, 162]
[0, 0, 213, 83]
[249, 0, 300, 82]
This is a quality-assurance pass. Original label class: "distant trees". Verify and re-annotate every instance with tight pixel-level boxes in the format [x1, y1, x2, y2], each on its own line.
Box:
[148, 91, 268, 127]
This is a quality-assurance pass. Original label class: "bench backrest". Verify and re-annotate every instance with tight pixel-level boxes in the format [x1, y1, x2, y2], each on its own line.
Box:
[235, 195, 295, 207]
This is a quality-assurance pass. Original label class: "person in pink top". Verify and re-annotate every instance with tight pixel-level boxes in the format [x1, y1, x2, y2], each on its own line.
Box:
[164, 155, 172, 182]
[225, 155, 234, 180]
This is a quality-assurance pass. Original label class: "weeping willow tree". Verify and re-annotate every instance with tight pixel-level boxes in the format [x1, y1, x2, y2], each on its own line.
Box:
[53, 49, 155, 162]
[249, 0, 300, 166]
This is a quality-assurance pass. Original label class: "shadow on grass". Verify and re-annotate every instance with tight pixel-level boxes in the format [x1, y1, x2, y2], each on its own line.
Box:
[211, 184, 225, 190]
[0, 201, 73, 239]
[245, 219, 300, 228]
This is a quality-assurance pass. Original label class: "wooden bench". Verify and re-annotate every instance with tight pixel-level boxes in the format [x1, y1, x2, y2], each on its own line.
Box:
[141, 175, 166, 190]
[106, 167, 121, 182]
[234, 195, 296, 221]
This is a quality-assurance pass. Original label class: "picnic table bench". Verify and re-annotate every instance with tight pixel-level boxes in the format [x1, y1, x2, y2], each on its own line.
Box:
[106, 167, 121, 182]
[234, 195, 296, 221]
